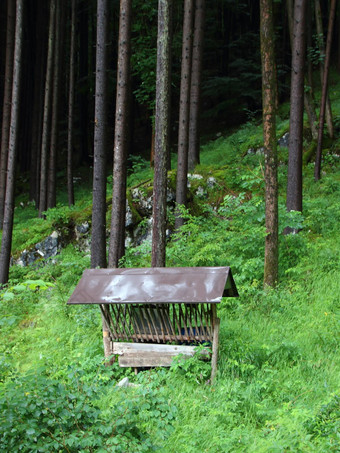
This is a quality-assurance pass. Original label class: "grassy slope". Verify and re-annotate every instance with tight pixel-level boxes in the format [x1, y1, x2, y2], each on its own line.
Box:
[0, 75, 339, 451]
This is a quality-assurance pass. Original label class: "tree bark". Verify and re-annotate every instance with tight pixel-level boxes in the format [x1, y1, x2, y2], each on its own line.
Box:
[286, 0, 307, 221]
[315, 0, 334, 140]
[151, 0, 172, 268]
[0, 0, 15, 229]
[39, 0, 55, 217]
[175, 0, 194, 231]
[29, 1, 47, 206]
[314, 0, 336, 181]
[188, 0, 205, 171]
[91, 0, 109, 270]
[67, 0, 76, 207]
[287, 0, 317, 141]
[0, 0, 23, 285]
[47, 0, 62, 209]
[79, 0, 90, 164]
[260, 0, 278, 287]
[108, 0, 132, 269]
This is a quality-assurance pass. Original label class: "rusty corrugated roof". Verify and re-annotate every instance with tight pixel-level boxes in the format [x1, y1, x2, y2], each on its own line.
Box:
[67, 267, 238, 305]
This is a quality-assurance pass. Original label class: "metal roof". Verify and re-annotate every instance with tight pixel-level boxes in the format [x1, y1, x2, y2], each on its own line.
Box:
[67, 266, 238, 305]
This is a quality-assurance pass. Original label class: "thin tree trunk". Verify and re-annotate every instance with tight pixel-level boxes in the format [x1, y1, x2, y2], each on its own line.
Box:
[0, 0, 15, 229]
[315, 0, 336, 181]
[47, 0, 61, 209]
[29, 2, 46, 205]
[188, 0, 205, 171]
[286, 0, 307, 221]
[67, 0, 76, 207]
[260, 0, 278, 287]
[151, 0, 172, 268]
[91, 0, 108, 270]
[175, 0, 194, 231]
[108, 0, 132, 269]
[315, 0, 334, 139]
[90, 0, 111, 361]
[79, 0, 89, 164]
[287, 0, 318, 141]
[0, 0, 23, 285]
[39, 0, 55, 217]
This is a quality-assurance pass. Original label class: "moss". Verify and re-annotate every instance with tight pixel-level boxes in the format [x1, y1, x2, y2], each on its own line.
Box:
[126, 189, 143, 224]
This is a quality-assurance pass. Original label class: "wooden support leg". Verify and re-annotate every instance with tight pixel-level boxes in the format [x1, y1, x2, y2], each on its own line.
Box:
[210, 305, 220, 384]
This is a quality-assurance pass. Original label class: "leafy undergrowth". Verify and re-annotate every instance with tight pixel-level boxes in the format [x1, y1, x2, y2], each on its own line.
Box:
[1, 77, 340, 451]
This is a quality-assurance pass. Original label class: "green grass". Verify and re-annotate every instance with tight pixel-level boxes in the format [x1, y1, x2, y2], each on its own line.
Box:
[0, 74, 340, 452]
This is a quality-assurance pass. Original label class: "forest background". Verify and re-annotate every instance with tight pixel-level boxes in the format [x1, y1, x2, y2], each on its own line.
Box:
[0, 0, 339, 451]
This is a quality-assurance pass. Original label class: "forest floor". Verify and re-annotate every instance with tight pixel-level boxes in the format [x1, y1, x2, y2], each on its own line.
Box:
[0, 74, 340, 452]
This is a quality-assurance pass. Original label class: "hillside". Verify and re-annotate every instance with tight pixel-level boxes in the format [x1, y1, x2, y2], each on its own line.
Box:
[0, 88, 340, 451]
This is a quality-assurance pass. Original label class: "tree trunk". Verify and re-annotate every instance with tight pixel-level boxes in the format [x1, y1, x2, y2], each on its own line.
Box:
[29, 2, 47, 206]
[67, 0, 76, 207]
[286, 0, 307, 222]
[315, 0, 334, 139]
[0, 0, 15, 229]
[338, 2, 340, 73]
[79, 0, 89, 164]
[39, 0, 55, 217]
[314, 0, 336, 181]
[91, 0, 110, 361]
[287, 0, 317, 141]
[175, 0, 194, 231]
[108, 0, 132, 269]
[260, 0, 278, 287]
[0, 0, 23, 285]
[188, 0, 205, 172]
[47, 0, 61, 209]
[91, 0, 109, 270]
[151, 0, 173, 268]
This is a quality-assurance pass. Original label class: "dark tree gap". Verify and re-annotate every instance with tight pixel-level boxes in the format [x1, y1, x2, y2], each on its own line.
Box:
[315, 0, 334, 140]
[314, 0, 337, 181]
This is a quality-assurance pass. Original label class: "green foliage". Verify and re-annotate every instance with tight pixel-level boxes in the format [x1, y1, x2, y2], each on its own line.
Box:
[170, 345, 212, 385]
[1, 279, 54, 302]
[2, 70, 340, 453]
[167, 193, 267, 285]
[0, 365, 177, 452]
[305, 394, 340, 449]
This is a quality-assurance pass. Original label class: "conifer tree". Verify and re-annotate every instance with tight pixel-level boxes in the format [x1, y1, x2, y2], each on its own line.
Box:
[260, 0, 278, 287]
[152, 0, 173, 267]
[0, 0, 23, 285]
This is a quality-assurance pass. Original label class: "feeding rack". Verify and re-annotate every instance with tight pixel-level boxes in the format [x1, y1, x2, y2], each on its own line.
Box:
[67, 267, 238, 378]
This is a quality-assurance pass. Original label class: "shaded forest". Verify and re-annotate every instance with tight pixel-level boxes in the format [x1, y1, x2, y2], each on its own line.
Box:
[0, 0, 339, 284]
[0, 1, 337, 189]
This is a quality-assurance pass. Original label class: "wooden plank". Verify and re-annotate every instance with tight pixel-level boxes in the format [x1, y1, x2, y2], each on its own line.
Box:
[113, 342, 196, 355]
[113, 342, 210, 367]
[113, 342, 197, 367]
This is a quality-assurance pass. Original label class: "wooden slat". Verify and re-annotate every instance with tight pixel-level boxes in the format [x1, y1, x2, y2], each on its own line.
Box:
[113, 342, 197, 367]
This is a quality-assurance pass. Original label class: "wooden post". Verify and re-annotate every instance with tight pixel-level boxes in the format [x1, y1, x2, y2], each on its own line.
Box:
[210, 304, 220, 384]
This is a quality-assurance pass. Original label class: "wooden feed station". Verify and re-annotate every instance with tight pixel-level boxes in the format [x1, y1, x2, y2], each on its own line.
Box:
[67, 267, 238, 380]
